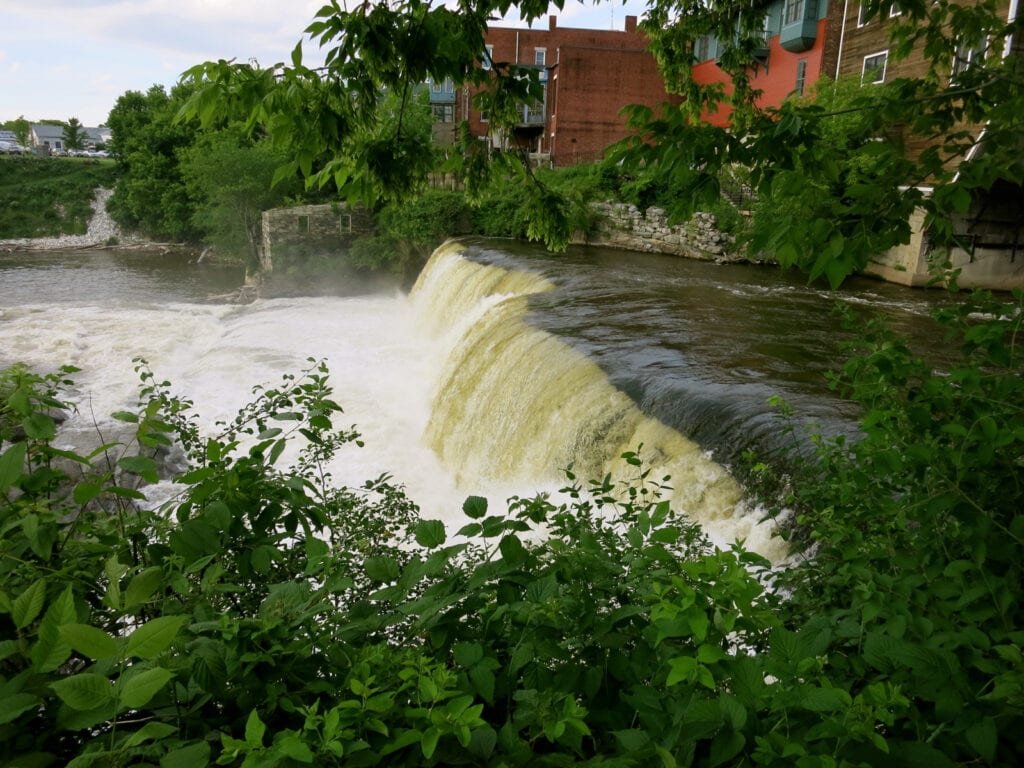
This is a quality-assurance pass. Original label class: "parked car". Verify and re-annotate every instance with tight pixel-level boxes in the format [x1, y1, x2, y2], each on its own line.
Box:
[0, 140, 28, 155]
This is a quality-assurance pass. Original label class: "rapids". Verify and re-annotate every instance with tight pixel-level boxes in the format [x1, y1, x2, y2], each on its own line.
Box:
[1, 240, 950, 563]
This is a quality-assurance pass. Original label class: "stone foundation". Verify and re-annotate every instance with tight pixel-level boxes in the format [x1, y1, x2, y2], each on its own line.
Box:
[582, 202, 743, 262]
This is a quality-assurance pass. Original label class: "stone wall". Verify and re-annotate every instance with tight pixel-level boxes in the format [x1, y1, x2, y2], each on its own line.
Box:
[582, 202, 742, 262]
[261, 204, 374, 272]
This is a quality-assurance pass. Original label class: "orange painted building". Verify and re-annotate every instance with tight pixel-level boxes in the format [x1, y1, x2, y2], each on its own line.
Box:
[691, 1, 844, 126]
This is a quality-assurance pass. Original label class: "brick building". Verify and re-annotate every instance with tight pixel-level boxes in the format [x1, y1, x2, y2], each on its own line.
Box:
[430, 14, 678, 167]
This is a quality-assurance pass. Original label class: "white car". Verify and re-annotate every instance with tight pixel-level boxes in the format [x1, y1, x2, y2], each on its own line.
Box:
[0, 140, 28, 154]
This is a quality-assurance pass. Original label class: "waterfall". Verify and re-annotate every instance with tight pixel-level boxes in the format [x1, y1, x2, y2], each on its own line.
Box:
[411, 241, 783, 559]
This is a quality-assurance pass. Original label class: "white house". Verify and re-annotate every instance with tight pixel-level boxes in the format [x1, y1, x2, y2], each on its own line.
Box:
[29, 123, 112, 152]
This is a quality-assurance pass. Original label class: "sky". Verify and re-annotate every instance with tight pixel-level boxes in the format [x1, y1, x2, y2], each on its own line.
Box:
[0, 0, 649, 129]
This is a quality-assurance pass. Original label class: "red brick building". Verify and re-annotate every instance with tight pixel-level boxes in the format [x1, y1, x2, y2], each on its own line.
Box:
[430, 14, 678, 166]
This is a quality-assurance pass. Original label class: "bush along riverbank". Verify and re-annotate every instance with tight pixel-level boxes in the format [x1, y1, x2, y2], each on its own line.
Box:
[1, 286, 1022, 766]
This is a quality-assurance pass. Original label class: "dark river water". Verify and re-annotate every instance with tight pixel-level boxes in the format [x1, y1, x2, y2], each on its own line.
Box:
[461, 239, 952, 465]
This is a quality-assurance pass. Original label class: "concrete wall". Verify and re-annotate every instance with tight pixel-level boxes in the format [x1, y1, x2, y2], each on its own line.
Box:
[865, 203, 1024, 290]
[261, 204, 374, 272]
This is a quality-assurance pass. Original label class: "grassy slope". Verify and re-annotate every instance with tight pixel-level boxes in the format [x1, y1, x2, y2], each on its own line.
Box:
[0, 155, 119, 239]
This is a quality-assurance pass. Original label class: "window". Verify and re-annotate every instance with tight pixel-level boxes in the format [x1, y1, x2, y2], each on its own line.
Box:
[694, 34, 711, 62]
[889, 2, 902, 17]
[857, 3, 869, 26]
[862, 50, 888, 84]
[482, 45, 494, 70]
[534, 48, 546, 66]
[479, 111, 489, 123]
[795, 59, 808, 95]
[952, 37, 987, 77]
[429, 77, 455, 96]
[432, 104, 454, 122]
[783, 0, 805, 26]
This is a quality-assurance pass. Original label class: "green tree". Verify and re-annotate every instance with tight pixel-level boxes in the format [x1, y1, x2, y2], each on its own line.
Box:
[179, 129, 302, 268]
[61, 117, 88, 151]
[105, 85, 202, 241]
[1, 116, 30, 147]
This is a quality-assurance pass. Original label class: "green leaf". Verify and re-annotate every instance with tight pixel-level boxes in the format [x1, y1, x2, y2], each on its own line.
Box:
[22, 412, 56, 440]
[32, 585, 75, 672]
[160, 740, 211, 768]
[118, 455, 160, 483]
[124, 567, 164, 608]
[0, 442, 26, 491]
[0, 693, 39, 725]
[613, 729, 651, 751]
[126, 615, 188, 659]
[51, 673, 116, 711]
[365, 556, 400, 583]
[462, 495, 488, 519]
[413, 519, 446, 548]
[421, 726, 441, 759]
[800, 685, 852, 712]
[966, 717, 997, 762]
[453, 642, 484, 667]
[275, 734, 314, 762]
[124, 721, 178, 747]
[119, 667, 175, 708]
[73, 481, 104, 505]
[245, 709, 266, 747]
[59, 623, 120, 660]
[12, 579, 46, 629]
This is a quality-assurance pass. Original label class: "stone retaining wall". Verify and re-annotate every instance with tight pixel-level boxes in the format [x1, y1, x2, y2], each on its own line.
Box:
[582, 202, 743, 262]
[261, 203, 374, 272]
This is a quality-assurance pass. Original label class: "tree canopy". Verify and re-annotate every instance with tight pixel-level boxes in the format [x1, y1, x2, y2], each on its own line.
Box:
[176, 0, 1023, 283]
[61, 118, 88, 151]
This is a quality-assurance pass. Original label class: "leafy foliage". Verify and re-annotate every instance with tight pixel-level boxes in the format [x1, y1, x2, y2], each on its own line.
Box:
[105, 84, 205, 242]
[757, 290, 1024, 764]
[3, 286, 1024, 765]
[179, 129, 303, 267]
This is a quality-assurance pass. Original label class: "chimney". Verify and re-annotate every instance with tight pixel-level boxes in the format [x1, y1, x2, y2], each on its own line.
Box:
[549, 14, 557, 31]
[625, 15, 637, 33]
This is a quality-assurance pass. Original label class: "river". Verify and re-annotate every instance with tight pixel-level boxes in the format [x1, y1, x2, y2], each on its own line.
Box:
[0, 240, 952, 561]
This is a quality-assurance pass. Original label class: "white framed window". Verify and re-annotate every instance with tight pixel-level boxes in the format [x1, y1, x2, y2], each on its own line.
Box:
[889, 2, 902, 17]
[694, 34, 711, 62]
[783, 0, 805, 26]
[857, 3, 869, 26]
[429, 77, 455, 95]
[952, 37, 987, 77]
[534, 48, 546, 66]
[432, 104, 454, 122]
[479, 110, 489, 123]
[795, 59, 808, 95]
[482, 45, 494, 70]
[862, 50, 888, 84]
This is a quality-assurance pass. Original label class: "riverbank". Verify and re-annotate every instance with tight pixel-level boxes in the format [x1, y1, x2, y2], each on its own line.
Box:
[0, 187, 194, 256]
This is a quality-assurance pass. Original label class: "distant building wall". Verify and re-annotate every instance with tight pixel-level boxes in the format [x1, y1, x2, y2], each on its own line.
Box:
[261, 204, 374, 273]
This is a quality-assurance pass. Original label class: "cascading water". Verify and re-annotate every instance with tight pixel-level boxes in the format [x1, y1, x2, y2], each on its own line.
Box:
[409, 241, 774, 555]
